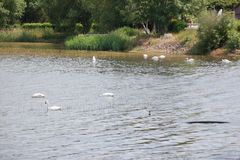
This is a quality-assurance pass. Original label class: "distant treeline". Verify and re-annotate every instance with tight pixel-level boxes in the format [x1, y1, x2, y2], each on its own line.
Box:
[0, 0, 238, 34]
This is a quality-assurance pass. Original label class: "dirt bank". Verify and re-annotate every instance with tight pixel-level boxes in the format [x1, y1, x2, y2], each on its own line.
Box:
[131, 29, 198, 55]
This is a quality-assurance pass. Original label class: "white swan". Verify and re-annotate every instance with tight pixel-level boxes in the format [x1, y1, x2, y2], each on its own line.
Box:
[186, 58, 194, 63]
[222, 59, 231, 64]
[159, 55, 166, 59]
[32, 93, 45, 98]
[93, 56, 96, 63]
[102, 93, 114, 97]
[143, 54, 148, 60]
[152, 56, 159, 61]
[45, 100, 62, 111]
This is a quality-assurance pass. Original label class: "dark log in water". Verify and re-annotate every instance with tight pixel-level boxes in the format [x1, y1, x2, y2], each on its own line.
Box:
[187, 121, 229, 124]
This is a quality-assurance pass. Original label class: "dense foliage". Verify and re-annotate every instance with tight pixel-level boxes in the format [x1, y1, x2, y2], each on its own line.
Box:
[197, 12, 233, 52]
[0, 0, 26, 28]
[41, 0, 91, 32]
[227, 30, 240, 50]
[168, 19, 187, 33]
[0, 0, 238, 34]
[21, 0, 47, 22]
[207, 0, 239, 10]
[84, 0, 127, 33]
[227, 20, 240, 50]
[195, 11, 240, 53]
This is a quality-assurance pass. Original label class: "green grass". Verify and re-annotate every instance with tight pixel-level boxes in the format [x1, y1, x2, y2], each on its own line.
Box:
[65, 27, 143, 51]
[0, 28, 65, 42]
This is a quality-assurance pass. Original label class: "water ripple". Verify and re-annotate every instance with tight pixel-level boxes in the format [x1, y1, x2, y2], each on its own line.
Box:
[0, 55, 240, 160]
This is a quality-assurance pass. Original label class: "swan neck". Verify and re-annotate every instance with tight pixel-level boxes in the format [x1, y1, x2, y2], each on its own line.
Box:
[45, 101, 49, 112]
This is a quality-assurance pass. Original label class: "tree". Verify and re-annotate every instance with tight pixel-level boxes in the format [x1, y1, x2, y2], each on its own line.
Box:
[84, 0, 127, 33]
[41, 0, 91, 32]
[0, 0, 26, 28]
[21, 0, 47, 23]
[123, 0, 182, 34]
[180, 0, 208, 20]
[208, 0, 239, 10]
[122, 0, 208, 34]
[122, 0, 152, 34]
[0, 2, 9, 28]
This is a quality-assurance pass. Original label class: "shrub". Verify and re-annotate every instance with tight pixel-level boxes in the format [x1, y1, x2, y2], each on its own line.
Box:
[113, 27, 142, 37]
[65, 27, 143, 51]
[168, 19, 187, 33]
[75, 23, 83, 34]
[235, 20, 240, 32]
[89, 22, 98, 33]
[177, 29, 198, 46]
[22, 23, 53, 29]
[227, 30, 240, 50]
[197, 11, 235, 53]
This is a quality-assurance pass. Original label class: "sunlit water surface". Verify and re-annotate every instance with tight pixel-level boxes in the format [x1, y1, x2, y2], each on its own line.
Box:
[0, 54, 240, 160]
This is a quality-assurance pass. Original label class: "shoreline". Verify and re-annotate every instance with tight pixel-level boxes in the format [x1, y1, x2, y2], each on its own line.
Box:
[0, 41, 239, 61]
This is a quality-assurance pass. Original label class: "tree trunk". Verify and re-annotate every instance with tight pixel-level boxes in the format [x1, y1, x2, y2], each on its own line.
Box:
[152, 22, 156, 34]
[141, 22, 150, 35]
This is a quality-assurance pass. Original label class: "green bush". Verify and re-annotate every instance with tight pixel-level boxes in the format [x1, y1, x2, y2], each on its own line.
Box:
[235, 20, 240, 32]
[227, 30, 240, 50]
[168, 19, 187, 33]
[113, 27, 142, 37]
[89, 22, 98, 33]
[197, 11, 235, 53]
[22, 23, 53, 29]
[65, 27, 143, 51]
[74, 23, 83, 34]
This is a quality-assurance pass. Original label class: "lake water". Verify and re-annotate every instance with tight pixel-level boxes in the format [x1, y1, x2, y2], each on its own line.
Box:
[0, 53, 240, 160]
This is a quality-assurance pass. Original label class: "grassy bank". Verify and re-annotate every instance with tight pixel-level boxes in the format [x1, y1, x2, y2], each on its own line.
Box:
[0, 20, 239, 56]
[65, 27, 144, 51]
[0, 28, 66, 43]
[0, 27, 200, 54]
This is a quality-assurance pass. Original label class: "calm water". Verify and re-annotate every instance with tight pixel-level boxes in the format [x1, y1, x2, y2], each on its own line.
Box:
[0, 54, 240, 160]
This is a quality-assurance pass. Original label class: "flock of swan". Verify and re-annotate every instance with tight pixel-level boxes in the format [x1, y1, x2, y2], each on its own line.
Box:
[31, 56, 112, 111]
[32, 92, 114, 111]
[31, 55, 232, 111]
[94, 54, 231, 64]
[143, 54, 232, 64]
[32, 93, 62, 111]
[144, 54, 166, 61]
